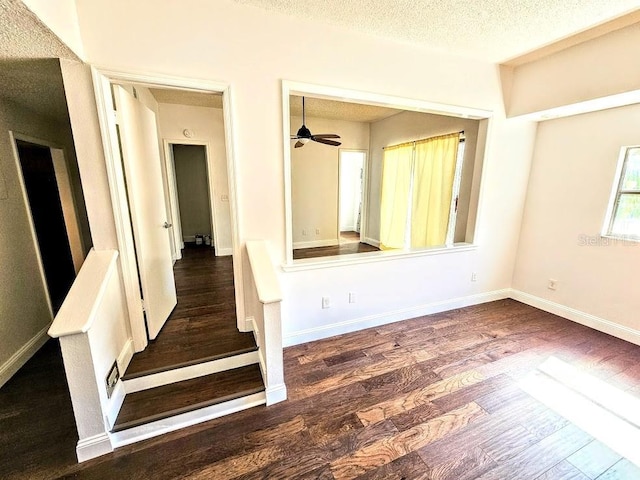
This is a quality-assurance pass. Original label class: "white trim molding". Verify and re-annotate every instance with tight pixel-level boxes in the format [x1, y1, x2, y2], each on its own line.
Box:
[76, 433, 113, 463]
[283, 289, 511, 347]
[293, 239, 339, 250]
[364, 237, 381, 248]
[510, 289, 640, 347]
[265, 383, 288, 406]
[0, 324, 50, 388]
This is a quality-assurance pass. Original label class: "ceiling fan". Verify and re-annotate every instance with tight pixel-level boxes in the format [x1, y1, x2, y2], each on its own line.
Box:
[291, 97, 341, 148]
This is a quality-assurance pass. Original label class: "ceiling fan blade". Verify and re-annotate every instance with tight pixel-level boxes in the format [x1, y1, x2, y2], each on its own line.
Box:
[311, 134, 341, 139]
[294, 140, 305, 148]
[313, 137, 341, 147]
[291, 135, 301, 139]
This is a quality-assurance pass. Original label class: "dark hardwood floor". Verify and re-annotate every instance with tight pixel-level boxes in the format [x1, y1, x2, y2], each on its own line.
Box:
[124, 245, 256, 378]
[293, 241, 380, 260]
[3, 299, 640, 479]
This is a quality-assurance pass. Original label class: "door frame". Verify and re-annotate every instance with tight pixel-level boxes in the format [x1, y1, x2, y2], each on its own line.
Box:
[337, 148, 368, 244]
[9, 132, 84, 318]
[91, 68, 245, 353]
[163, 140, 219, 261]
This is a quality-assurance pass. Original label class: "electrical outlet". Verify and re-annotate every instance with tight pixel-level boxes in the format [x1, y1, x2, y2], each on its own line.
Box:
[349, 292, 356, 303]
[105, 361, 120, 399]
[548, 279, 558, 290]
[471, 272, 477, 282]
[322, 296, 330, 309]
[316, 228, 320, 235]
[302, 229, 307, 236]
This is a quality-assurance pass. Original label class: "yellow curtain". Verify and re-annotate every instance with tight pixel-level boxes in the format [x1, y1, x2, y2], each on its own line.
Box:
[379, 144, 413, 249]
[411, 132, 459, 248]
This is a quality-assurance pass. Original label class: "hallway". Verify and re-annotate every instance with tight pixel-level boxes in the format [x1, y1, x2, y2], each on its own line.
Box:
[124, 245, 256, 378]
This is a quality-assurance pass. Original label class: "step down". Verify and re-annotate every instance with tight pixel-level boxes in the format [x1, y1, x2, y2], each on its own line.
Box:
[123, 349, 260, 394]
[123, 344, 258, 380]
[113, 364, 264, 433]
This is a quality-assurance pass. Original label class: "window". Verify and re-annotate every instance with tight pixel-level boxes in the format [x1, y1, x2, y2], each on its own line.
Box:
[380, 132, 465, 249]
[604, 146, 640, 240]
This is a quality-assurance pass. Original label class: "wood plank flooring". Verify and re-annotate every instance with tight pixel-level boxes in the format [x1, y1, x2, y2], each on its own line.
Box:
[3, 299, 640, 479]
[293, 242, 380, 260]
[125, 246, 256, 378]
[114, 364, 264, 431]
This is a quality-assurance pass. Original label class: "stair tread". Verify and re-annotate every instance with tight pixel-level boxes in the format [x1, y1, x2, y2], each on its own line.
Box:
[113, 364, 264, 432]
[124, 325, 257, 379]
[122, 345, 258, 380]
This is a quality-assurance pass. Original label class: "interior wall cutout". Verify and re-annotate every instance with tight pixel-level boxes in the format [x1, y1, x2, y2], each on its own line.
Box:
[285, 85, 489, 263]
[172, 144, 213, 244]
[15, 140, 76, 313]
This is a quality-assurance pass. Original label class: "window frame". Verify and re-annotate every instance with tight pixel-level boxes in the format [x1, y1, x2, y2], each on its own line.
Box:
[281, 80, 493, 267]
[602, 145, 640, 242]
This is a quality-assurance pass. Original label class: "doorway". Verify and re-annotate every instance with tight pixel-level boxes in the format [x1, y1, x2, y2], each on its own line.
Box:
[168, 143, 216, 254]
[13, 139, 77, 314]
[93, 69, 243, 353]
[338, 150, 366, 245]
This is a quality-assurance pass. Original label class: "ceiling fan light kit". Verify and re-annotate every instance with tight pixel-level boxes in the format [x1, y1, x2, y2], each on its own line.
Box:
[291, 96, 342, 148]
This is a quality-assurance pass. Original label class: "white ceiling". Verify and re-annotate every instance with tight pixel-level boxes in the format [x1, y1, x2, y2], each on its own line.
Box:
[232, 0, 640, 62]
[149, 88, 223, 109]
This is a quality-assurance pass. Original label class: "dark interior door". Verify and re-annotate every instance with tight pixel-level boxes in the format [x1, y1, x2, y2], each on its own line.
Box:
[17, 141, 76, 314]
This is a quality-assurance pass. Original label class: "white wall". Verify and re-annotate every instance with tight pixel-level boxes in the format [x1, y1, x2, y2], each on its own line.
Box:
[506, 23, 640, 117]
[21, 0, 85, 59]
[291, 115, 369, 247]
[157, 103, 232, 254]
[368, 111, 482, 244]
[73, 0, 537, 344]
[513, 103, 640, 332]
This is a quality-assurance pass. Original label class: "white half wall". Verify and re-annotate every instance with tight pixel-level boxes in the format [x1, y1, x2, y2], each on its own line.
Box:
[513, 102, 640, 334]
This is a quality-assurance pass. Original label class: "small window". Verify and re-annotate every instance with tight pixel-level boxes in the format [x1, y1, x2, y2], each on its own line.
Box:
[604, 146, 640, 240]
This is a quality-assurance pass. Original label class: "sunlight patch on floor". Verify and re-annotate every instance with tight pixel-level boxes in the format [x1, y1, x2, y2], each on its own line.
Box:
[519, 356, 640, 467]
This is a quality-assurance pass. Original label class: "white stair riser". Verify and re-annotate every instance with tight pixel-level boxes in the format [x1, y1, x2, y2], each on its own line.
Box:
[110, 392, 266, 448]
[123, 350, 260, 393]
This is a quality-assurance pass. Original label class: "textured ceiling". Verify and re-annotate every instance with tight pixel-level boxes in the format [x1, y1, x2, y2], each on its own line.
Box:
[149, 88, 223, 109]
[0, 0, 78, 60]
[290, 95, 402, 123]
[0, 0, 76, 122]
[232, 0, 640, 62]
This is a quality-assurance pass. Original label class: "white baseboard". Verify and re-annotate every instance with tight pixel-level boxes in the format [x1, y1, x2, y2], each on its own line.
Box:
[364, 237, 380, 248]
[293, 239, 339, 250]
[216, 247, 233, 256]
[0, 324, 50, 388]
[105, 381, 126, 430]
[265, 383, 287, 406]
[283, 289, 511, 347]
[244, 316, 255, 332]
[123, 350, 260, 394]
[509, 289, 640, 347]
[76, 433, 113, 463]
[110, 391, 266, 448]
[118, 338, 134, 374]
